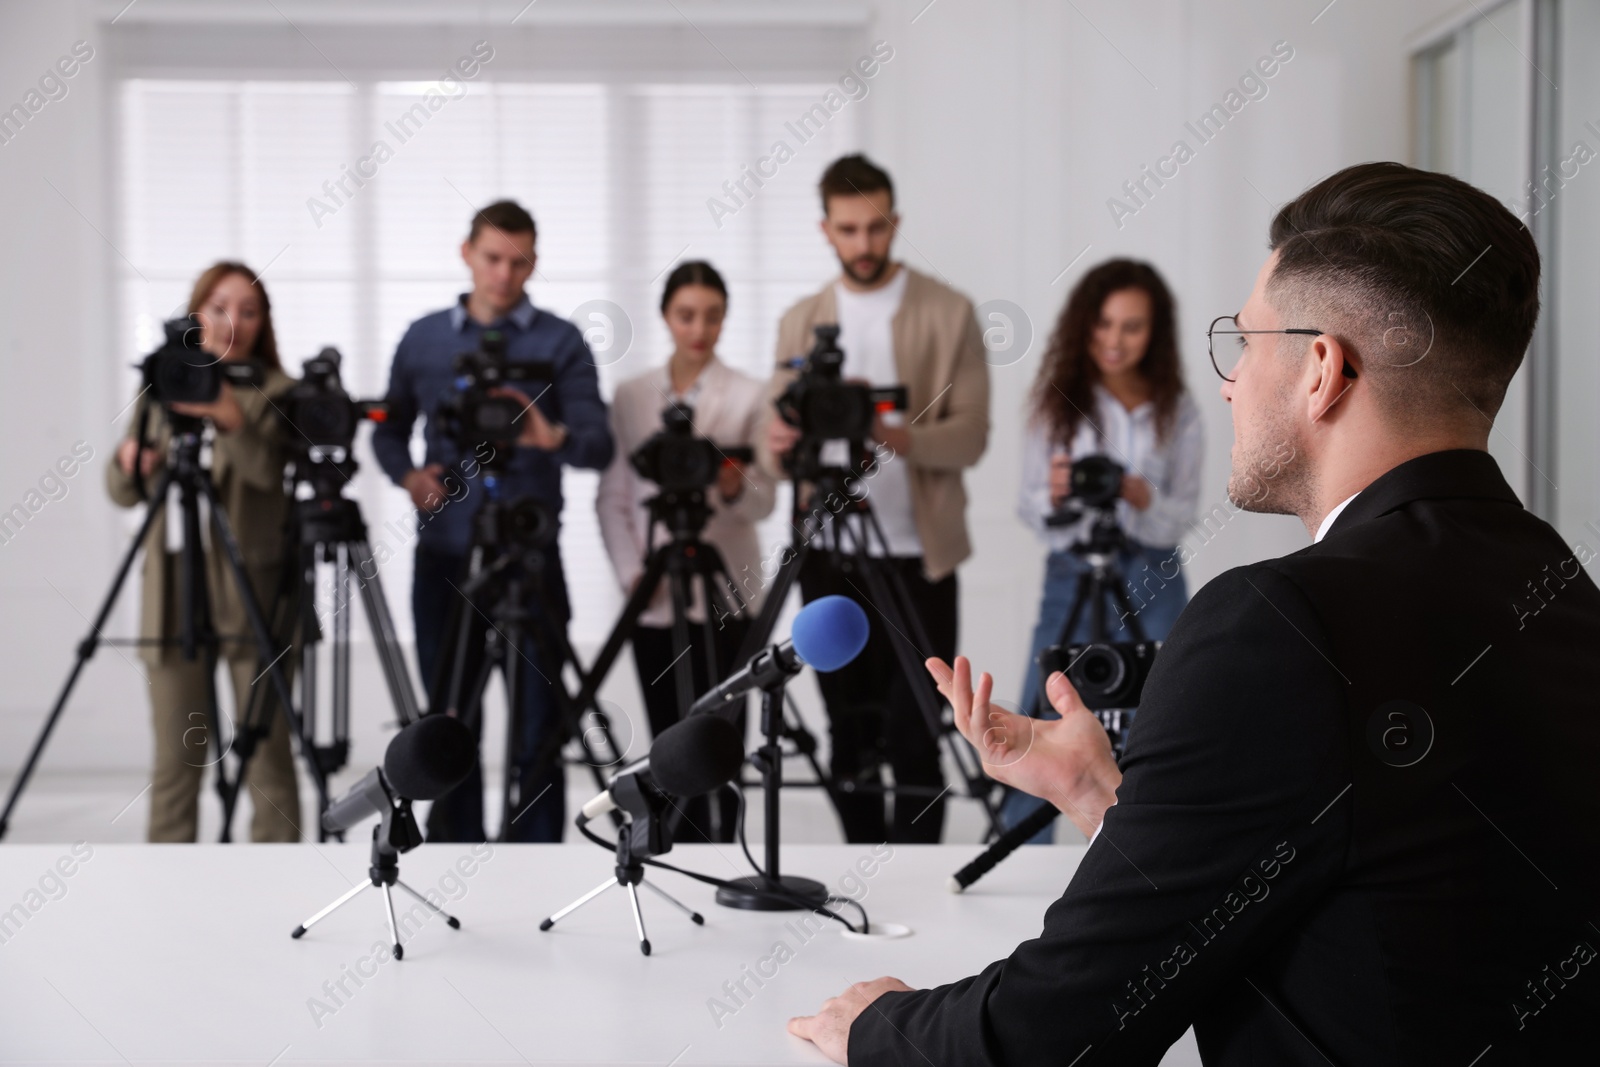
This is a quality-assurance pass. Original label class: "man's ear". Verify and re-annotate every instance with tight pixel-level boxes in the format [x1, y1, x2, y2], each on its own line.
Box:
[459, 238, 473, 268]
[1306, 335, 1355, 424]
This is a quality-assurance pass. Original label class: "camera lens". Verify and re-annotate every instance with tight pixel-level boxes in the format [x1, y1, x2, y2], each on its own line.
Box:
[1071, 645, 1127, 700]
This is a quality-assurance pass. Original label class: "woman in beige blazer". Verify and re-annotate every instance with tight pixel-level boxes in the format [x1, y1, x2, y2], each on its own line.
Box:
[595, 261, 776, 842]
[106, 262, 300, 843]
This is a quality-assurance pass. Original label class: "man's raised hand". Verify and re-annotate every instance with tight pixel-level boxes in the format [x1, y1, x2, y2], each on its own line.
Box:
[927, 655, 1122, 839]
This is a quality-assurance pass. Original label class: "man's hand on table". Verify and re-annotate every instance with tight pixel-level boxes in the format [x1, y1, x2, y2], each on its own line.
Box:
[788, 977, 915, 1064]
[928, 655, 1121, 839]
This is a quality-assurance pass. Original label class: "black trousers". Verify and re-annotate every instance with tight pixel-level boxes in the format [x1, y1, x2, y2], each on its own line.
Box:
[414, 544, 569, 843]
[798, 552, 958, 844]
[630, 617, 748, 843]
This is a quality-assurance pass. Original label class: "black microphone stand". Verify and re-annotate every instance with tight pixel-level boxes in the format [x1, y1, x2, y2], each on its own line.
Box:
[290, 790, 461, 960]
[714, 679, 829, 911]
[540, 777, 705, 956]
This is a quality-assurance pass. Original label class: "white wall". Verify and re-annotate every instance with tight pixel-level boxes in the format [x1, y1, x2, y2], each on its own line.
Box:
[0, 0, 1472, 795]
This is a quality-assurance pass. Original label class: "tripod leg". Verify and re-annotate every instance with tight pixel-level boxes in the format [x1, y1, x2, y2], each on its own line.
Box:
[348, 540, 421, 726]
[222, 534, 305, 840]
[539, 877, 617, 929]
[0, 470, 174, 839]
[291, 879, 369, 938]
[394, 879, 461, 930]
[665, 565, 697, 724]
[626, 880, 651, 956]
[849, 511, 1004, 838]
[203, 474, 330, 832]
[382, 883, 404, 960]
[570, 544, 671, 713]
[496, 615, 522, 843]
[640, 877, 705, 926]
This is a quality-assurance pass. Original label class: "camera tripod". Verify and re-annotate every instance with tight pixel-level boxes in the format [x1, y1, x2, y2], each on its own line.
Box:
[0, 413, 331, 841]
[1043, 502, 1150, 738]
[227, 449, 422, 841]
[738, 463, 1003, 842]
[950, 502, 1149, 889]
[571, 483, 754, 841]
[436, 476, 623, 841]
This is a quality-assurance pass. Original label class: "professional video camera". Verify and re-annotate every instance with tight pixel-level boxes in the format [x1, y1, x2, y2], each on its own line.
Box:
[775, 325, 906, 479]
[474, 494, 557, 553]
[139, 317, 261, 407]
[631, 403, 753, 496]
[279, 348, 387, 453]
[436, 330, 555, 451]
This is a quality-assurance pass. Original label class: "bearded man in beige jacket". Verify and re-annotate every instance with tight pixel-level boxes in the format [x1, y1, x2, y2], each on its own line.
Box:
[756, 154, 990, 843]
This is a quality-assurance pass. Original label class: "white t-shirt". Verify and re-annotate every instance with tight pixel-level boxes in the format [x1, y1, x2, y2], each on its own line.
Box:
[833, 267, 921, 557]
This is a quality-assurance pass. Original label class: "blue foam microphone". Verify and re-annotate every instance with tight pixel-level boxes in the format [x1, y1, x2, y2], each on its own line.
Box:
[689, 596, 870, 716]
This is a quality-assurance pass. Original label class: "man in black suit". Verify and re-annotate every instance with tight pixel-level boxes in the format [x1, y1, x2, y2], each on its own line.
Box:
[789, 162, 1600, 1064]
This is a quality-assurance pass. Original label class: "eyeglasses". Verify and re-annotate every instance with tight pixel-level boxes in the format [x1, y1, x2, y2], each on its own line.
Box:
[1207, 315, 1357, 384]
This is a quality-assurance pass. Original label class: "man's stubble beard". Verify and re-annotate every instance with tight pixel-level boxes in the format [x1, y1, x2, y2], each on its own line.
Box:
[1227, 400, 1314, 521]
[840, 253, 888, 287]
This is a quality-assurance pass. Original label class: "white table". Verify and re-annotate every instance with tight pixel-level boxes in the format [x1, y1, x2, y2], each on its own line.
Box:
[0, 841, 1200, 1065]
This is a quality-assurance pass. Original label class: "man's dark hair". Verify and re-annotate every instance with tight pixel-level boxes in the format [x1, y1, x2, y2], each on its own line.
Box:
[468, 199, 537, 243]
[1268, 161, 1540, 425]
[819, 154, 894, 215]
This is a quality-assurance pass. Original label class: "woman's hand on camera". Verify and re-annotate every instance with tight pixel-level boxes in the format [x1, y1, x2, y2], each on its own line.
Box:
[116, 439, 161, 479]
[927, 655, 1120, 839]
[1048, 454, 1072, 507]
[168, 382, 243, 433]
[1121, 473, 1152, 511]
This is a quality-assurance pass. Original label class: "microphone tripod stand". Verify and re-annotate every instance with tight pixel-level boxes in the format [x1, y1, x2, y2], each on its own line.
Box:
[0, 411, 330, 841]
[950, 503, 1146, 892]
[541, 784, 706, 956]
[290, 794, 461, 960]
[736, 463, 1002, 839]
[226, 447, 421, 840]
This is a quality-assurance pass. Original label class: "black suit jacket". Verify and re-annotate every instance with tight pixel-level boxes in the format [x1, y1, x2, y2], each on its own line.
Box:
[851, 450, 1599, 1065]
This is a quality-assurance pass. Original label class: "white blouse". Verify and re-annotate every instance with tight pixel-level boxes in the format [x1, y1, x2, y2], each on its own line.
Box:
[1017, 385, 1204, 552]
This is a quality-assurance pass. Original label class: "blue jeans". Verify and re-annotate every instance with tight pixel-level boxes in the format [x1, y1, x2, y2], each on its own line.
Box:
[1000, 542, 1189, 842]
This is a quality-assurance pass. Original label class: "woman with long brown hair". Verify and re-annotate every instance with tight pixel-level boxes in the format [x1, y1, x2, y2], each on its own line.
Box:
[1006, 258, 1203, 839]
[106, 262, 302, 842]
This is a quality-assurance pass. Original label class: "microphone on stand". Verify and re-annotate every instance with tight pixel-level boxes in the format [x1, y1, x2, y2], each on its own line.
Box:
[689, 595, 870, 718]
[580, 715, 745, 821]
[321, 713, 476, 835]
[293, 714, 478, 958]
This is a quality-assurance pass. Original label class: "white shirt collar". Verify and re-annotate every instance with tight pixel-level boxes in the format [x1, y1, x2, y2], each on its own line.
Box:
[1314, 492, 1360, 543]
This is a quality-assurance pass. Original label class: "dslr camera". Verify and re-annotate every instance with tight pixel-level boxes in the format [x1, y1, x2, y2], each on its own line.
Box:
[631, 403, 753, 496]
[279, 348, 386, 452]
[1038, 638, 1158, 712]
[775, 325, 907, 478]
[140, 317, 261, 407]
[1044, 453, 1125, 526]
[437, 330, 554, 451]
